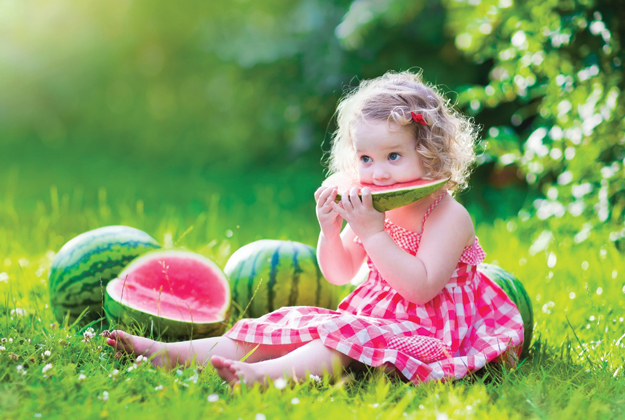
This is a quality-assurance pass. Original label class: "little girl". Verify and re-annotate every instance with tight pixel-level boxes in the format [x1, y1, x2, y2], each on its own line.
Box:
[106, 70, 524, 385]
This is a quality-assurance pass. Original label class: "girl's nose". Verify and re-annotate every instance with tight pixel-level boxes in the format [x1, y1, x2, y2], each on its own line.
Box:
[372, 166, 390, 182]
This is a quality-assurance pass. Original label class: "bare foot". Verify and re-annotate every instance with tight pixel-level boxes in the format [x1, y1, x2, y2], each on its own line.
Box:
[210, 356, 238, 384]
[106, 330, 169, 367]
[230, 361, 270, 387]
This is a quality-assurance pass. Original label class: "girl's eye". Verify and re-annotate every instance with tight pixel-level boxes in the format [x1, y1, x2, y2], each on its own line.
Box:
[389, 153, 401, 161]
[361, 156, 372, 164]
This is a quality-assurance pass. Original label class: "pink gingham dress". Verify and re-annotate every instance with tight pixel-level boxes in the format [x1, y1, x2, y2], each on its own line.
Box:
[224, 193, 525, 383]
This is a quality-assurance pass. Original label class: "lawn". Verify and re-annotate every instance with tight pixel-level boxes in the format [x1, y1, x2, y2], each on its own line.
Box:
[1, 153, 624, 419]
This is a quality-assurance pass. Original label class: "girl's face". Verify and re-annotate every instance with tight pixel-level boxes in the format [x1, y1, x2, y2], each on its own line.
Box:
[353, 119, 426, 186]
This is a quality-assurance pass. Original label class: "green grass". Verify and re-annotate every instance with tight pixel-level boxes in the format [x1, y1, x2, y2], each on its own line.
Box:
[1, 156, 624, 419]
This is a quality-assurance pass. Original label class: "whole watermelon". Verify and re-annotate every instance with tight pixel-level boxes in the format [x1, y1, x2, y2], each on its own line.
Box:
[105, 250, 230, 340]
[49, 226, 161, 326]
[225, 240, 339, 318]
[478, 263, 534, 358]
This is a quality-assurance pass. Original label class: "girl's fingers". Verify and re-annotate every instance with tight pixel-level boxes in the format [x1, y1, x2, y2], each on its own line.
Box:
[314, 186, 326, 201]
[349, 187, 362, 208]
[341, 189, 354, 211]
[361, 187, 374, 209]
[331, 202, 347, 218]
[316, 187, 335, 207]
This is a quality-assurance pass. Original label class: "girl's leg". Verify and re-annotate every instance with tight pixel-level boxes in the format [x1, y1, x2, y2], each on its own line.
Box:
[106, 330, 303, 369]
[214, 339, 353, 386]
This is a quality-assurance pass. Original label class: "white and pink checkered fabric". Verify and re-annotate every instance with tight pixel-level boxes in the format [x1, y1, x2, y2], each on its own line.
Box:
[224, 195, 524, 384]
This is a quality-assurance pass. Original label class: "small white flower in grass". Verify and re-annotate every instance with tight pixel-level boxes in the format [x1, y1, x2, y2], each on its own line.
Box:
[78, 374, 86, 380]
[11, 308, 26, 316]
[44, 350, 51, 357]
[42, 364, 53, 374]
[100, 391, 109, 401]
[255, 414, 266, 420]
[8, 338, 13, 343]
[207, 394, 219, 402]
[291, 398, 300, 405]
[309, 374, 321, 383]
[176, 369, 183, 376]
[17, 365, 23, 371]
[1, 338, 7, 343]
[83, 328, 95, 342]
[155, 385, 164, 391]
[127, 366, 134, 372]
[34, 414, 42, 417]
[274, 378, 287, 389]
[136, 355, 146, 363]
[112, 369, 119, 376]
[0, 346, 5, 351]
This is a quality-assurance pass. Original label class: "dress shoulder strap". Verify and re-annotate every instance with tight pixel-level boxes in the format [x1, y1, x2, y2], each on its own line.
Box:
[421, 192, 447, 232]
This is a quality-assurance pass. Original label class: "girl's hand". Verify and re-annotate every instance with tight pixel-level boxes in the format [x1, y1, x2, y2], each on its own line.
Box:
[315, 186, 343, 238]
[332, 187, 384, 241]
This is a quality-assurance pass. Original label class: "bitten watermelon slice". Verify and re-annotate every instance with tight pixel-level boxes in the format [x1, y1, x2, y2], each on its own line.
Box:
[322, 173, 449, 212]
[104, 250, 230, 340]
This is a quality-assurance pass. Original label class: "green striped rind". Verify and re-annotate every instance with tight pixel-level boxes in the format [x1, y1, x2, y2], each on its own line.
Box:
[103, 250, 230, 341]
[225, 240, 338, 319]
[104, 296, 228, 341]
[335, 178, 449, 212]
[478, 263, 534, 358]
[49, 226, 161, 326]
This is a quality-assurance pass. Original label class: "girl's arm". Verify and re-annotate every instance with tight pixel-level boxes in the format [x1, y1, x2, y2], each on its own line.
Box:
[335, 188, 474, 305]
[315, 186, 366, 286]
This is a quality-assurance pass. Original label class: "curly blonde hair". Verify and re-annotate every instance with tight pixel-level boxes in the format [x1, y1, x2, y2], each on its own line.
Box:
[327, 70, 479, 192]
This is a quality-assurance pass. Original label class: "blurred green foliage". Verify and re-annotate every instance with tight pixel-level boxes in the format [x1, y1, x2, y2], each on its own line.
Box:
[1, 0, 624, 237]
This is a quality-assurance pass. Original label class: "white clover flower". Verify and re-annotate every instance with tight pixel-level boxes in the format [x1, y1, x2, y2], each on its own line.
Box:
[42, 364, 53, 373]
[10, 308, 26, 316]
[44, 350, 51, 357]
[0, 346, 5, 351]
[274, 378, 287, 389]
[1, 337, 7, 343]
[155, 385, 164, 391]
[101, 391, 109, 401]
[309, 374, 321, 383]
[78, 374, 86, 380]
[16, 365, 23, 371]
[34, 414, 41, 418]
[207, 394, 219, 402]
[83, 328, 95, 339]
[8, 338, 13, 343]
[127, 366, 134, 372]
[136, 355, 146, 363]
[255, 414, 266, 420]
[291, 398, 300, 405]
[111, 369, 119, 376]
[0, 272, 8, 282]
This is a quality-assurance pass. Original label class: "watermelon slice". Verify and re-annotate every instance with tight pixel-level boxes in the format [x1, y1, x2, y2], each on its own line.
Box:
[322, 173, 449, 212]
[104, 250, 230, 340]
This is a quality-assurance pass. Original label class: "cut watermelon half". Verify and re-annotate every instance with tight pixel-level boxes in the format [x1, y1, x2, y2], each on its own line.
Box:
[104, 250, 230, 340]
[322, 173, 449, 212]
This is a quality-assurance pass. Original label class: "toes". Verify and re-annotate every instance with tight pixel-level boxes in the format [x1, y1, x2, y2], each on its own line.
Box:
[210, 356, 226, 369]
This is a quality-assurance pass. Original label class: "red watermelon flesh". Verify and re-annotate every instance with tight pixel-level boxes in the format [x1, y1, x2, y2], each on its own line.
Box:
[106, 251, 229, 323]
[322, 172, 449, 212]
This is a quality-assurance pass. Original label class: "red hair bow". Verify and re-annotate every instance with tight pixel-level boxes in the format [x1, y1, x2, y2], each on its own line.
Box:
[410, 112, 427, 126]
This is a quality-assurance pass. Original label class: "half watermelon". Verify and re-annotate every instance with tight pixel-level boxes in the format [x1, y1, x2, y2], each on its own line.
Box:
[322, 173, 449, 212]
[104, 250, 230, 340]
